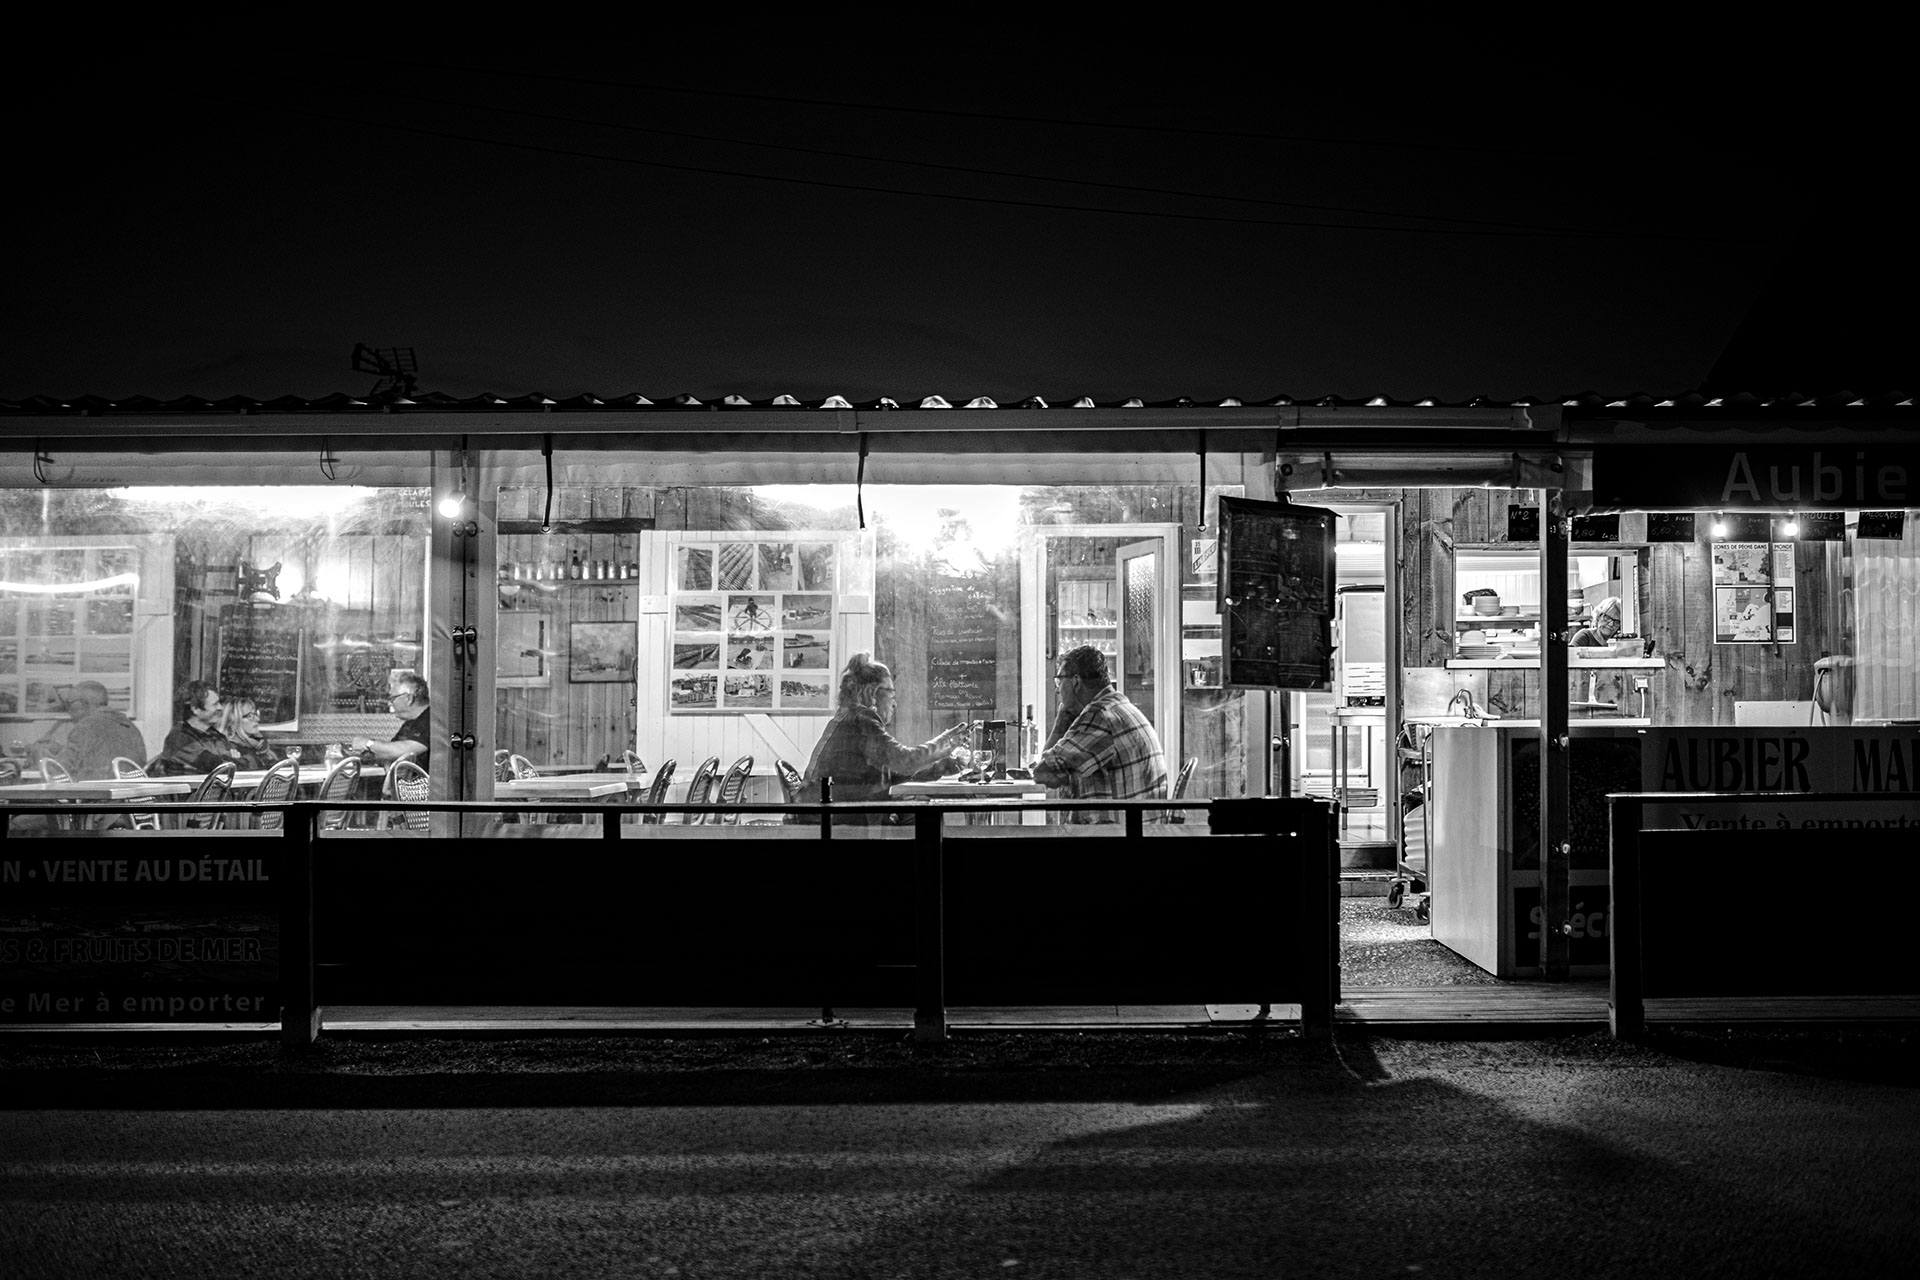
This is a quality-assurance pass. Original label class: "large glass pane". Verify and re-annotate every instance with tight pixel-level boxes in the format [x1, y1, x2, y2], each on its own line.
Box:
[491, 477, 1265, 829]
[0, 486, 430, 835]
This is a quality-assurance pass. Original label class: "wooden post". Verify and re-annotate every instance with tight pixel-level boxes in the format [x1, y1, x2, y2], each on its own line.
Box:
[280, 801, 319, 1048]
[1609, 794, 1646, 1040]
[1540, 488, 1572, 978]
[913, 806, 946, 1043]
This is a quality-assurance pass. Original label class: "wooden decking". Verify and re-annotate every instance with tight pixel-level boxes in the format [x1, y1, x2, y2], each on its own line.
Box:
[8, 990, 1916, 1037]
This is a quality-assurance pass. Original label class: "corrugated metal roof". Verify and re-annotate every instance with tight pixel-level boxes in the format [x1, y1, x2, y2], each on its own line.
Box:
[0, 389, 1911, 415]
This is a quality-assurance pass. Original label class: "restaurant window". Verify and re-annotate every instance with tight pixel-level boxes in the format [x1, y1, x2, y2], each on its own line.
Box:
[1, 485, 430, 799]
[490, 472, 1270, 825]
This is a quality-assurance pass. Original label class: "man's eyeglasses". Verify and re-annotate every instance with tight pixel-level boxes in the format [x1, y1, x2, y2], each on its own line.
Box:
[876, 685, 896, 695]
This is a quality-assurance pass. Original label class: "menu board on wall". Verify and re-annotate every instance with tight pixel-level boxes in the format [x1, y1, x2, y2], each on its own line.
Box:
[668, 537, 841, 714]
[215, 607, 303, 728]
[0, 545, 139, 716]
[926, 572, 998, 711]
[1216, 496, 1336, 690]
[1711, 542, 1796, 644]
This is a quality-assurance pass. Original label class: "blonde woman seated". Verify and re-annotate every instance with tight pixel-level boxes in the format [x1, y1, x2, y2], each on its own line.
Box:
[800, 652, 970, 816]
[216, 697, 282, 772]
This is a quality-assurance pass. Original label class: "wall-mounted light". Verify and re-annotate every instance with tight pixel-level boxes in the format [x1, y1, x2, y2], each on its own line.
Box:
[1710, 512, 1728, 538]
[1781, 512, 1800, 538]
[439, 435, 470, 519]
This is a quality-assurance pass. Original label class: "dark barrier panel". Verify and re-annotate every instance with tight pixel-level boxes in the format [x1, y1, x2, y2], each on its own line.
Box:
[1610, 793, 1920, 1037]
[4, 796, 1336, 1038]
[315, 839, 916, 1007]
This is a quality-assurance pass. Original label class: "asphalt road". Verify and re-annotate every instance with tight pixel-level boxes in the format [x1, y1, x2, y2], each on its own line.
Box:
[4, 1032, 1917, 1278]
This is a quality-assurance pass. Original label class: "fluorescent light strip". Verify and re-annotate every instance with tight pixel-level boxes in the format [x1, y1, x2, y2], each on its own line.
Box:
[0, 573, 139, 595]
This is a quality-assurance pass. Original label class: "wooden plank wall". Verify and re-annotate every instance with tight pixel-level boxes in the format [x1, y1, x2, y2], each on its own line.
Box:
[1398, 488, 1843, 725]
[496, 486, 651, 768]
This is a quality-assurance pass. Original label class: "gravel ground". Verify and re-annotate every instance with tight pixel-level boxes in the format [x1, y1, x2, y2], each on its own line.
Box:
[1341, 896, 1506, 986]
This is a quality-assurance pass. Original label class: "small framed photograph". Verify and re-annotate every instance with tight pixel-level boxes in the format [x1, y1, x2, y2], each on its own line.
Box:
[497, 613, 550, 687]
[569, 621, 637, 683]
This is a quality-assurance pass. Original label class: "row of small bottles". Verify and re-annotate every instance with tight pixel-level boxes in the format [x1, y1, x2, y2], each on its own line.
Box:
[502, 551, 639, 582]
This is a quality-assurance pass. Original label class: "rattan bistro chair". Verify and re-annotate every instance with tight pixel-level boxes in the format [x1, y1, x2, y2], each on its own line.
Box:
[314, 756, 362, 831]
[639, 758, 676, 823]
[248, 759, 301, 831]
[387, 759, 431, 831]
[1168, 756, 1199, 824]
[111, 757, 165, 831]
[711, 755, 754, 825]
[680, 755, 721, 824]
[508, 754, 539, 781]
[772, 758, 804, 825]
[178, 761, 237, 830]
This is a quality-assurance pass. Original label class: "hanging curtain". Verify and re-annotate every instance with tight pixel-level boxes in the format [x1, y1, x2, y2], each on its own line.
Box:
[1853, 515, 1920, 721]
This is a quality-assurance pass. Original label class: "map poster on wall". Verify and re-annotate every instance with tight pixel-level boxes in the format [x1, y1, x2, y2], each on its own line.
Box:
[1711, 542, 1795, 644]
[926, 572, 998, 711]
[1216, 496, 1336, 690]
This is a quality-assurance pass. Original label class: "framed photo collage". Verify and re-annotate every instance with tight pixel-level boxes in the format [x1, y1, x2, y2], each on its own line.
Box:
[669, 539, 839, 713]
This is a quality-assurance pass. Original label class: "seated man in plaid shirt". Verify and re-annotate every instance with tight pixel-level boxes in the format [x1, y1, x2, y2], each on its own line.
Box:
[1032, 645, 1168, 823]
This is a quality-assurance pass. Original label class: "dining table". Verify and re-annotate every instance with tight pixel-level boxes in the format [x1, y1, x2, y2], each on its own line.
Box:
[889, 776, 1050, 825]
[0, 779, 193, 803]
[494, 774, 651, 801]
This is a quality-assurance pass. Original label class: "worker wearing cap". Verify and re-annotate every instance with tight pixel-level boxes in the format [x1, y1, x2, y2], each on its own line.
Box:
[1569, 596, 1623, 647]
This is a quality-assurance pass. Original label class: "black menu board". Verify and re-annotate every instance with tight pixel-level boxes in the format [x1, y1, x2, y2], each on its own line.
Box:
[926, 572, 998, 711]
[1216, 496, 1335, 690]
[214, 608, 304, 727]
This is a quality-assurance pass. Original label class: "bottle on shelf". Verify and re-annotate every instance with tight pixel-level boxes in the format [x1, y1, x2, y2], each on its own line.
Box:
[569, 550, 582, 580]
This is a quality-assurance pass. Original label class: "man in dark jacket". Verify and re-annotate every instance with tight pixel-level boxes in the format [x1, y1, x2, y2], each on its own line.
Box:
[39, 681, 149, 780]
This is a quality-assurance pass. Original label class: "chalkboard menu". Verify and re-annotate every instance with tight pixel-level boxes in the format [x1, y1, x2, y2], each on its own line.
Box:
[1216, 496, 1335, 690]
[926, 572, 998, 711]
[215, 608, 303, 727]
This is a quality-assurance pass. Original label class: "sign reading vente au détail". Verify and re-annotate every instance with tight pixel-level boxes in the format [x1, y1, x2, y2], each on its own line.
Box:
[1592, 446, 1917, 510]
[0, 852, 279, 1023]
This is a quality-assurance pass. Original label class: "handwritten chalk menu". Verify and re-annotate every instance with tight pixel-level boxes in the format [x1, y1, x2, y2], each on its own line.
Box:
[215, 607, 303, 726]
[927, 573, 999, 710]
[1216, 496, 1335, 690]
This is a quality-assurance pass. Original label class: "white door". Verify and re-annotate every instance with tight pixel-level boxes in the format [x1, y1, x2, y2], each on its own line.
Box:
[1021, 525, 1181, 761]
[1117, 539, 1163, 739]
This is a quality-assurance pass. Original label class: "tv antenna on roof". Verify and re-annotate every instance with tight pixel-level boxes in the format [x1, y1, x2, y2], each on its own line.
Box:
[352, 344, 419, 402]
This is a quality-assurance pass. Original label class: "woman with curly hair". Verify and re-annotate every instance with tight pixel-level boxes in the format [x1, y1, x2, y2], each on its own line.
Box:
[800, 652, 969, 812]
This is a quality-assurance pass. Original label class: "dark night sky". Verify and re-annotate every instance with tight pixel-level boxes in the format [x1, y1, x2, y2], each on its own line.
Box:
[7, 22, 1910, 404]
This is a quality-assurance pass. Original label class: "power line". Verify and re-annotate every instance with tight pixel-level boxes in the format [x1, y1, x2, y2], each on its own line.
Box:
[332, 52, 1621, 161]
[216, 95, 1777, 245]
[321, 77, 1651, 240]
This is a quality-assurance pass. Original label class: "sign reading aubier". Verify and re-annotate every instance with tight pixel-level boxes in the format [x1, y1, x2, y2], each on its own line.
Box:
[1593, 445, 1916, 510]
